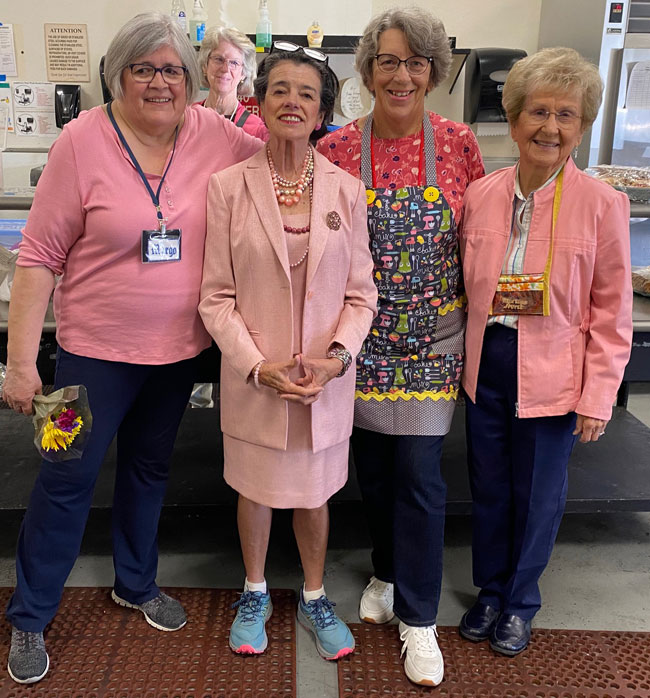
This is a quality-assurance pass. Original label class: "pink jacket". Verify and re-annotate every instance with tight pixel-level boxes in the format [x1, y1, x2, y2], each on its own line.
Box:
[199, 148, 377, 452]
[460, 158, 632, 421]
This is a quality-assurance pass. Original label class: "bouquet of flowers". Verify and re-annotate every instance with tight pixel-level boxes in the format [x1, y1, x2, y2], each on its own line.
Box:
[32, 385, 92, 462]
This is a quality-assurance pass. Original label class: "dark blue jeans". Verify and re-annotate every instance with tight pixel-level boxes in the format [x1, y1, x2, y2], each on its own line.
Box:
[351, 428, 446, 626]
[6, 348, 197, 632]
[465, 323, 577, 620]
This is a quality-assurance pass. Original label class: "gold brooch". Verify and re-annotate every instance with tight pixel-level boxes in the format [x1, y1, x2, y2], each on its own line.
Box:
[326, 211, 341, 231]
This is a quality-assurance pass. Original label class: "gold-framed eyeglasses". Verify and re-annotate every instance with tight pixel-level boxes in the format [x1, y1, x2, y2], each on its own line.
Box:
[129, 63, 187, 84]
[375, 54, 433, 75]
[209, 54, 243, 71]
[524, 108, 582, 127]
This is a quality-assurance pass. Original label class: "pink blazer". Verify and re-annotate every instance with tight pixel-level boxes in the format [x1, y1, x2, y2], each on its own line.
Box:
[460, 158, 633, 421]
[199, 148, 377, 452]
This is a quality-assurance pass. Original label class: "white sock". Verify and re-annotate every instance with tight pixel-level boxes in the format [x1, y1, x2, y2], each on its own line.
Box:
[244, 577, 267, 593]
[302, 584, 325, 603]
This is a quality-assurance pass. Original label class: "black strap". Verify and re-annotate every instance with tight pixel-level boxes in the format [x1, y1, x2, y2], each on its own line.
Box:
[106, 101, 178, 228]
[235, 108, 251, 128]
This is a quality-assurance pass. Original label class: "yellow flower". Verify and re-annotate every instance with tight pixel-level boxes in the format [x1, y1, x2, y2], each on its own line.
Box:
[41, 416, 84, 452]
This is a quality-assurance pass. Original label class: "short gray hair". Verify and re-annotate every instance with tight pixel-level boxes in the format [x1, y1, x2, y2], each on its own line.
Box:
[104, 12, 201, 103]
[355, 6, 452, 95]
[502, 47, 603, 129]
[198, 26, 257, 97]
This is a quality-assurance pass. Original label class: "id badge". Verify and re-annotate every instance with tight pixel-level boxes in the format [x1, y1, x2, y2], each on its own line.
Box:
[141, 229, 182, 263]
[489, 273, 547, 316]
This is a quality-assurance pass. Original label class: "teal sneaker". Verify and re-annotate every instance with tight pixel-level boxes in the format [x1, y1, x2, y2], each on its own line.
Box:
[297, 591, 355, 660]
[229, 590, 273, 654]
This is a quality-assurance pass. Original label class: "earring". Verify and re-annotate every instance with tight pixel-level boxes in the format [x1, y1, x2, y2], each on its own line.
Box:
[573, 147, 579, 159]
[315, 122, 322, 130]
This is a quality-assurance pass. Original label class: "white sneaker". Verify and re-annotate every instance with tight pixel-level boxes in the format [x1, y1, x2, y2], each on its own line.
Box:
[359, 576, 394, 624]
[399, 621, 444, 686]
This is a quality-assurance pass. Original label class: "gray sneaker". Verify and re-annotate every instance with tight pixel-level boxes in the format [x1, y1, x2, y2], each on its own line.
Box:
[111, 590, 187, 631]
[7, 628, 49, 684]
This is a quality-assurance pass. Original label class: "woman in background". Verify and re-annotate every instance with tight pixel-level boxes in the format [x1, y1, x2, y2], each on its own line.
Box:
[198, 25, 268, 139]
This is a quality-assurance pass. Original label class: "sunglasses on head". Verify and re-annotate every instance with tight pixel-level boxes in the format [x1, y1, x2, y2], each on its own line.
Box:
[270, 41, 328, 66]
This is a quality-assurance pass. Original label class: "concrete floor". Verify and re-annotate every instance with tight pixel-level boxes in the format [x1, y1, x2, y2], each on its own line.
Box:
[1, 384, 649, 697]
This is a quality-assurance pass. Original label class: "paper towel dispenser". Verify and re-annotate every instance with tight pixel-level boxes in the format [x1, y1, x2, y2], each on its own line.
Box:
[55, 84, 81, 129]
[464, 48, 526, 123]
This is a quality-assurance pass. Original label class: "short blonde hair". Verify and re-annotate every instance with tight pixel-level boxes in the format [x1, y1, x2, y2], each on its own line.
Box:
[502, 47, 603, 129]
[198, 26, 257, 96]
[355, 6, 452, 95]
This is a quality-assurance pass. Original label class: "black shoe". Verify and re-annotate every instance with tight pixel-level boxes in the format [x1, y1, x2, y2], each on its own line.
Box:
[489, 613, 531, 656]
[459, 602, 500, 642]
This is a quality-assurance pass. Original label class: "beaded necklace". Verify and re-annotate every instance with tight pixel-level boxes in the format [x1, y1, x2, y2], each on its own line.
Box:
[267, 146, 314, 268]
[267, 145, 314, 207]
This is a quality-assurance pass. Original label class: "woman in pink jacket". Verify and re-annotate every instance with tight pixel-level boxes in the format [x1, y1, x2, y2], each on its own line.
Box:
[458, 48, 632, 656]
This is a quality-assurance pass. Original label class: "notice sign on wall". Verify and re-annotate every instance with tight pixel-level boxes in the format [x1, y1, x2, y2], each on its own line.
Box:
[44, 24, 90, 83]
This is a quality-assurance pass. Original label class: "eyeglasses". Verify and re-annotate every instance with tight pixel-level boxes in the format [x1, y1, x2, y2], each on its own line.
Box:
[270, 41, 328, 65]
[523, 108, 582, 127]
[374, 54, 433, 76]
[129, 63, 187, 85]
[209, 54, 243, 71]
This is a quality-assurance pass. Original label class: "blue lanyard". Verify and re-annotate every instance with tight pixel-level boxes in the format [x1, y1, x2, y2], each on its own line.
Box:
[106, 100, 179, 231]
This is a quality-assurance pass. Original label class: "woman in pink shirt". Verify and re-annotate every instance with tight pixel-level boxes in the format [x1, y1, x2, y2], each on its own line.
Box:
[459, 48, 632, 656]
[1, 12, 261, 685]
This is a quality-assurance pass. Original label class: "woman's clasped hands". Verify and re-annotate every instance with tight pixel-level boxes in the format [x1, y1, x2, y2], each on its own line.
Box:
[256, 354, 342, 405]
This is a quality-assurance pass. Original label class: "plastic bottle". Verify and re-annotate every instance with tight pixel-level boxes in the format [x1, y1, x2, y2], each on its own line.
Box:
[307, 20, 323, 48]
[256, 0, 272, 51]
[171, 0, 188, 35]
[190, 0, 208, 46]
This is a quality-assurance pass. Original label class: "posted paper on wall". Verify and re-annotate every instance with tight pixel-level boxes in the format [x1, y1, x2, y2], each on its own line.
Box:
[45, 24, 90, 83]
[0, 81, 13, 134]
[0, 24, 18, 77]
[13, 82, 58, 137]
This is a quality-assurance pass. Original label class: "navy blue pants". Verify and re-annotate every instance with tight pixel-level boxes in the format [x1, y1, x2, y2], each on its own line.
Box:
[465, 324, 577, 621]
[352, 428, 446, 626]
[6, 348, 197, 632]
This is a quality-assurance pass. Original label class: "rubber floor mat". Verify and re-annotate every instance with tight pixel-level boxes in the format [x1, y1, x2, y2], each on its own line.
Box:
[0, 587, 296, 697]
[338, 623, 650, 697]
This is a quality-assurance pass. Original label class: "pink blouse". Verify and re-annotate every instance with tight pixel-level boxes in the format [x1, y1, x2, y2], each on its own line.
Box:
[18, 103, 262, 364]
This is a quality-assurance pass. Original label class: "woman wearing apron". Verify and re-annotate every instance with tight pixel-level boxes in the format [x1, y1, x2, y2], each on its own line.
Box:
[317, 6, 484, 687]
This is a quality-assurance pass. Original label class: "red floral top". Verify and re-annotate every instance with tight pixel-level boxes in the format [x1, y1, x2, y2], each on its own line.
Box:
[316, 112, 484, 220]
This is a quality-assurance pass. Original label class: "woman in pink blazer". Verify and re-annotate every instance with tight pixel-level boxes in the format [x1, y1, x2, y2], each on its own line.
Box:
[199, 46, 376, 661]
[458, 48, 632, 656]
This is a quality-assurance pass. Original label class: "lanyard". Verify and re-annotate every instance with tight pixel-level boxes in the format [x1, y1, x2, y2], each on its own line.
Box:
[543, 166, 564, 315]
[369, 127, 425, 188]
[106, 101, 179, 232]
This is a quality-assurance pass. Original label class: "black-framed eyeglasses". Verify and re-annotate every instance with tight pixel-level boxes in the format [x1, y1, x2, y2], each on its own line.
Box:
[270, 41, 328, 66]
[128, 63, 188, 85]
[523, 107, 582, 127]
[375, 54, 433, 76]
[208, 54, 243, 71]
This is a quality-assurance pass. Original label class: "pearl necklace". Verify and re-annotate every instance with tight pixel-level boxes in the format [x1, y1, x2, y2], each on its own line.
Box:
[289, 245, 309, 268]
[267, 145, 314, 207]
